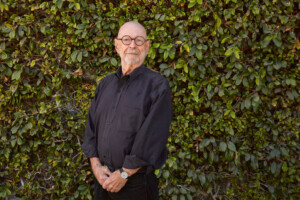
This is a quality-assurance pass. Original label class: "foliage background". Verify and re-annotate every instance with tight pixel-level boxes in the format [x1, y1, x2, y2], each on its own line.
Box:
[0, 0, 299, 199]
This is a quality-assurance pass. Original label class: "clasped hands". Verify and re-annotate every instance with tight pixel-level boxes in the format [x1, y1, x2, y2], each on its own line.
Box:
[97, 165, 127, 193]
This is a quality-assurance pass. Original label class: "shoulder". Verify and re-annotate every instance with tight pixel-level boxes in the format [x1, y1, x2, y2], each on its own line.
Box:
[95, 72, 116, 94]
[142, 67, 170, 89]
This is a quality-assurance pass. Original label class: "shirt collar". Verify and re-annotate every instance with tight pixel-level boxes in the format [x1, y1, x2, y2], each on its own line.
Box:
[115, 64, 146, 80]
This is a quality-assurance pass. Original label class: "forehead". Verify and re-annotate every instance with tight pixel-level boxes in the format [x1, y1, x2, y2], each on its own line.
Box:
[118, 23, 147, 38]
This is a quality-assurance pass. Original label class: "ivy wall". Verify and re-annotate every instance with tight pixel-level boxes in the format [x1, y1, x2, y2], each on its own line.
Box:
[0, 0, 299, 199]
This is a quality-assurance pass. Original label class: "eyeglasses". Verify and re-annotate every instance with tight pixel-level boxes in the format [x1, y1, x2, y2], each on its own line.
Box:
[116, 35, 148, 46]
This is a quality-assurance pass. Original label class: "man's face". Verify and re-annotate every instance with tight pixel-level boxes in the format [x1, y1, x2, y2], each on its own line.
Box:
[115, 24, 150, 66]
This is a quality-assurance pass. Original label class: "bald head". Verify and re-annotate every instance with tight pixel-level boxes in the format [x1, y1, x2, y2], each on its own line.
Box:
[117, 21, 147, 39]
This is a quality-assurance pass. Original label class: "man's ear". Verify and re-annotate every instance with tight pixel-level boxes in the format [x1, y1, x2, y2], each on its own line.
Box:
[114, 38, 119, 53]
[145, 40, 151, 54]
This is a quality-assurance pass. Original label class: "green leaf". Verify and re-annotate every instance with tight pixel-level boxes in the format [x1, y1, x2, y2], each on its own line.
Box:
[207, 84, 212, 92]
[17, 138, 22, 145]
[234, 48, 240, 59]
[286, 91, 294, 100]
[245, 99, 251, 109]
[74, 3, 80, 10]
[188, 0, 196, 8]
[78, 185, 86, 191]
[110, 58, 118, 66]
[77, 24, 85, 30]
[255, 77, 260, 86]
[199, 173, 206, 185]
[225, 48, 234, 56]
[280, 147, 289, 156]
[164, 51, 169, 60]
[214, 14, 222, 29]
[252, 6, 260, 15]
[12, 70, 22, 80]
[228, 127, 234, 135]
[230, 111, 236, 119]
[11, 139, 16, 147]
[227, 141, 236, 152]
[196, 50, 202, 60]
[282, 162, 288, 172]
[224, 110, 231, 116]
[253, 93, 260, 102]
[71, 50, 78, 62]
[1, 52, 8, 60]
[183, 44, 190, 52]
[243, 78, 249, 87]
[77, 51, 82, 62]
[57, 0, 63, 9]
[163, 170, 170, 178]
[183, 64, 188, 73]
[39, 102, 47, 114]
[159, 64, 168, 70]
[9, 30, 15, 39]
[272, 38, 282, 47]
[271, 162, 276, 174]
[218, 89, 224, 97]
[153, 43, 160, 48]
[11, 126, 19, 134]
[20, 37, 27, 47]
[219, 142, 227, 152]
[200, 139, 210, 149]
[43, 87, 52, 96]
[30, 60, 36, 67]
[0, 42, 5, 50]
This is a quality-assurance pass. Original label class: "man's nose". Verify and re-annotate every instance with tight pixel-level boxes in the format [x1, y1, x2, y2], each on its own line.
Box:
[129, 39, 137, 48]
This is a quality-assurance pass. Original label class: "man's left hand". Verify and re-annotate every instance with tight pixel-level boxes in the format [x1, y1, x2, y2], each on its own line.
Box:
[102, 170, 127, 193]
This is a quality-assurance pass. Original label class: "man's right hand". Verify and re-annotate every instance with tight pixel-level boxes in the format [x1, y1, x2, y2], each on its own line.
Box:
[90, 157, 112, 185]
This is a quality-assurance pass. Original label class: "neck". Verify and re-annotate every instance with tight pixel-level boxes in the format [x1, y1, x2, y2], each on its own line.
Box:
[121, 61, 143, 75]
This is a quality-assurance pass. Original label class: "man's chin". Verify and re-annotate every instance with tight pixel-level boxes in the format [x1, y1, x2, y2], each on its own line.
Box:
[125, 58, 140, 65]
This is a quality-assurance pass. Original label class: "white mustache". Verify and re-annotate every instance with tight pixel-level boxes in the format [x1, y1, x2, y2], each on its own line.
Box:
[125, 49, 140, 54]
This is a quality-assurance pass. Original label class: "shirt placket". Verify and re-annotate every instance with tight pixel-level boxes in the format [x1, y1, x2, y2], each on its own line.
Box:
[102, 76, 129, 168]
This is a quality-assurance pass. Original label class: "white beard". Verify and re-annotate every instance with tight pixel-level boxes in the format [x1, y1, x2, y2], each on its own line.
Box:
[123, 49, 147, 65]
[125, 55, 140, 65]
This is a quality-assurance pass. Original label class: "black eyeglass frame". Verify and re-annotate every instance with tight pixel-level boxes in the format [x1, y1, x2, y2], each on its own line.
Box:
[116, 35, 149, 46]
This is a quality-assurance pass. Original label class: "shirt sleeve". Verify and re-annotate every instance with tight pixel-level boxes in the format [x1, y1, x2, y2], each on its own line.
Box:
[81, 81, 102, 158]
[123, 77, 172, 171]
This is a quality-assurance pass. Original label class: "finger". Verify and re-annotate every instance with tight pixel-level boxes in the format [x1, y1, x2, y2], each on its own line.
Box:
[107, 185, 115, 192]
[102, 180, 109, 189]
[111, 186, 119, 193]
[99, 177, 106, 185]
[111, 189, 117, 193]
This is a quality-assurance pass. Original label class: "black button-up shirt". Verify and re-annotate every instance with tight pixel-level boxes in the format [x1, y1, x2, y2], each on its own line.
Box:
[81, 64, 172, 173]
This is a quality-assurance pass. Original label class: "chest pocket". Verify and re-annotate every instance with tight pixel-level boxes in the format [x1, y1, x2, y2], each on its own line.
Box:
[117, 105, 144, 133]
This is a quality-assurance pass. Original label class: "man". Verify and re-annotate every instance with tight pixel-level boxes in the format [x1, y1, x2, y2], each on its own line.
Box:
[81, 21, 172, 200]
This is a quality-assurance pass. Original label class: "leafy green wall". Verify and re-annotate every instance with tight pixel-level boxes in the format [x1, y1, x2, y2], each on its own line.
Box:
[0, 0, 299, 199]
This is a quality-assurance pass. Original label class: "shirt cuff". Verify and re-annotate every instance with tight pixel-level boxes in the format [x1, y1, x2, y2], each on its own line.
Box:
[123, 155, 149, 169]
[81, 144, 98, 158]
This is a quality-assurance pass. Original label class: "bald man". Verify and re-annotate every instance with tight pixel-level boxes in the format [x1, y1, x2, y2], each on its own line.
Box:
[81, 21, 172, 200]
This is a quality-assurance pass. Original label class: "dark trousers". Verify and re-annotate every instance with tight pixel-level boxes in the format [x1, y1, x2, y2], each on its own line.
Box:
[94, 172, 159, 200]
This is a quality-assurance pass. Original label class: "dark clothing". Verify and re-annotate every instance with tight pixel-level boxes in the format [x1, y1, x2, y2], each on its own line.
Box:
[81, 64, 172, 173]
[94, 172, 159, 200]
